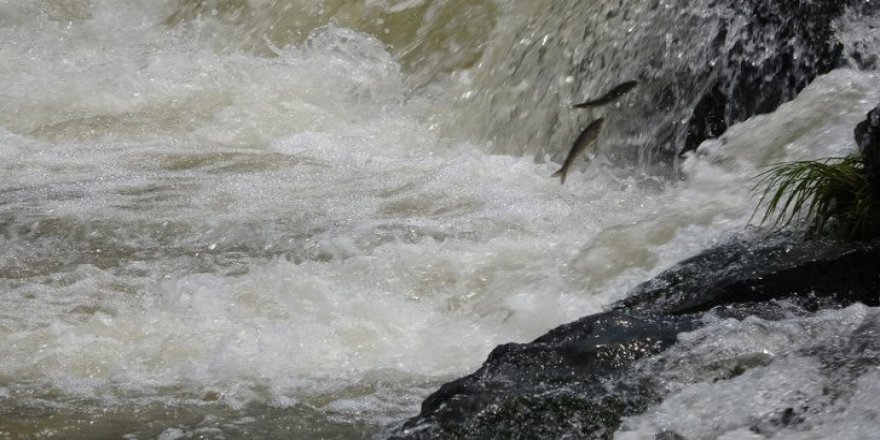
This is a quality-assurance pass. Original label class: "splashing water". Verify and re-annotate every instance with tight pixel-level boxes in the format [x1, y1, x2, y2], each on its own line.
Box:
[0, 0, 877, 438]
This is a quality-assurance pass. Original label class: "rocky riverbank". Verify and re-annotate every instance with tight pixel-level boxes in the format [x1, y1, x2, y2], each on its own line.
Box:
[387, 231, 880, 439]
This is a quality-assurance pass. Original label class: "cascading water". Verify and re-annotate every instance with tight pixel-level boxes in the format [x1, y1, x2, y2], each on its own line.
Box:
[0, 1, 877, 438]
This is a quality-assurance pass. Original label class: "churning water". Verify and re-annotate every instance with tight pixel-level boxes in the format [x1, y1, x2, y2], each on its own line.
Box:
[0, 1, 877, 438]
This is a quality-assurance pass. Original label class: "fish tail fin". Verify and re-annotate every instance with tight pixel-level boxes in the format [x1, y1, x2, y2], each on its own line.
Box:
[551, 168, 567, 184]
[571, 102, 594, 109]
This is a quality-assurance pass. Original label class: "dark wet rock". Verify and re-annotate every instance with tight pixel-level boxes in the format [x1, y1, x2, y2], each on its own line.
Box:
[616, 234, 880, 316]
[388, 312, 701, 440]
[387, 235, 880, 439]
[682, 0, 868, 155]
[655, 432, 688, 440]
[855, 104, 880, 197]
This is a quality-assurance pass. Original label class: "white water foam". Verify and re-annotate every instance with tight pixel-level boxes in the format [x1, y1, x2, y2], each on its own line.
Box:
[0, 0, 879, 435]
[616, 305, 880, 440]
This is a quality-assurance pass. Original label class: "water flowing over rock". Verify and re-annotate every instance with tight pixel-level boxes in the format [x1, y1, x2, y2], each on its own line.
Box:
[451, 0, 878, 172]
[386, 235, 880, 439]
[1, 0, 879, 437]
[681, 0, 854, 155]
[159, 0, 878, 173]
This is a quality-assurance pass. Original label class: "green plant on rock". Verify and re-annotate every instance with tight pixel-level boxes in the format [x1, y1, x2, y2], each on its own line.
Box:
[752, 155, 880, 240]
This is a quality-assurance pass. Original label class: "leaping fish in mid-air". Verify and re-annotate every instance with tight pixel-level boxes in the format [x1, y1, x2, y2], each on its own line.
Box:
[572, 80, 638, 108]
[552, 118, 605, 184]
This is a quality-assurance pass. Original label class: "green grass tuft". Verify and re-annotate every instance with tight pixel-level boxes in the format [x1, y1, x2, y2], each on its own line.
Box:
[752, 155, 880, 239]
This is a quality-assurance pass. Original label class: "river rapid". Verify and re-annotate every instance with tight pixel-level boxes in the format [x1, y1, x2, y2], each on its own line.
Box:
[0, 1, 878, 438]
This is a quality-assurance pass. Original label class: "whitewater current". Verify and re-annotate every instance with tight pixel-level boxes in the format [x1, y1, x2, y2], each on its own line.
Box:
[0, 1, 878, 438]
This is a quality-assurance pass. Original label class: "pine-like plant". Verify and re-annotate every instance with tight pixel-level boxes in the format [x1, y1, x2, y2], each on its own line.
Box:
[752, 155, 880, 239]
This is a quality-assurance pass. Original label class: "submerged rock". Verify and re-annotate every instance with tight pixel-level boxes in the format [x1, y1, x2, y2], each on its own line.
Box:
[386, 235, 880, 439]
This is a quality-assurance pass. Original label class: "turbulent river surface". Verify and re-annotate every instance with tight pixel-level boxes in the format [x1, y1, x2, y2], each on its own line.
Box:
[0, 1, 878, 439]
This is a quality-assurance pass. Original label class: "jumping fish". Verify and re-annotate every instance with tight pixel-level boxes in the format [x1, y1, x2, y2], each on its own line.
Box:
[552, 118, 605, 184]
[572, 80, 638, 108]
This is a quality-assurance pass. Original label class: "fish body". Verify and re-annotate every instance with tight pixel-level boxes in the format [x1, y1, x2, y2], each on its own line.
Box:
[572, 80, 638, 108]
[552, 118, 605, 184]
